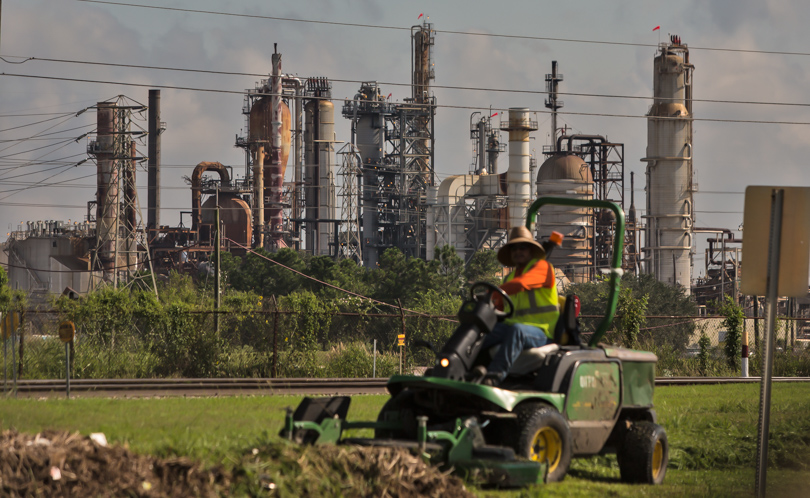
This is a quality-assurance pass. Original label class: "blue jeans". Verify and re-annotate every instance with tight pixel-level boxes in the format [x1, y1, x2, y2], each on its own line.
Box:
[481, 322, 550, 381]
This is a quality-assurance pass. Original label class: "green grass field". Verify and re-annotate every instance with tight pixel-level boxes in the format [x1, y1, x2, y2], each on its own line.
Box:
[2, 384, 809, 496]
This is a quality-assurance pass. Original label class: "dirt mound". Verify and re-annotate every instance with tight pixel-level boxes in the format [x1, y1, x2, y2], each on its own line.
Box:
[1, 430, 474, 497]
[250, 441, 475, 497]
[0, 430, 229, 497]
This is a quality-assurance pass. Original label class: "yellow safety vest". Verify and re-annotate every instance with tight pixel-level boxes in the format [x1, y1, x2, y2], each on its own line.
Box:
[502, 258, 560, 338]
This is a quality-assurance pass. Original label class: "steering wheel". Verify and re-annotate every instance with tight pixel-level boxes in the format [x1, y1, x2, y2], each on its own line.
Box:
[470, 281, 514, 319]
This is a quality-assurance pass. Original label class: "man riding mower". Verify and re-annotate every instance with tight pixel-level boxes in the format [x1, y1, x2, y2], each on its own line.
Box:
[282, 197, 668, 487]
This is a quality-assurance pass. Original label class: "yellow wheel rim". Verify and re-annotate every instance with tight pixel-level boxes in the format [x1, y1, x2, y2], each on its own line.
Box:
[652, 439, 664, 479]
[530, 427, 562, 472]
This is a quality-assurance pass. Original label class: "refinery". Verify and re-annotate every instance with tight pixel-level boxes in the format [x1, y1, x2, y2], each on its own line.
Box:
[2, 24, 745, 312]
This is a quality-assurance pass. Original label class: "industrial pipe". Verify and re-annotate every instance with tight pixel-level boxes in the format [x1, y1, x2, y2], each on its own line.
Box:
[191, 161, 231, 232]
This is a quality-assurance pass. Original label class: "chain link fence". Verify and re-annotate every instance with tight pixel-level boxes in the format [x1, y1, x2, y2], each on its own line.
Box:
[3, 310, 809, 381]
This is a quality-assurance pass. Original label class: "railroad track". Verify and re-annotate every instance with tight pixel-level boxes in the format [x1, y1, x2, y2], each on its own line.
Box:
[3, 376, 810, 398]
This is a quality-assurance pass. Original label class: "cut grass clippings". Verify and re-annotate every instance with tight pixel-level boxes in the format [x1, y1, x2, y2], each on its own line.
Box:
[1, 384, 810, 496]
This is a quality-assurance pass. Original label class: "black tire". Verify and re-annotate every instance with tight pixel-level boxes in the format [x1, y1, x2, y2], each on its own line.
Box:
[374, 391, 418, 439]
[617, 421, 668, 484]
[515, 404, 573, 483]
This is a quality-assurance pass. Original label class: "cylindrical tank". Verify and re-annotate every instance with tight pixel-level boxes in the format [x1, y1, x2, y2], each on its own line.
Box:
[303, 100, 337, 256]
[643, 42, 693, 292]
[249, 95, 291, 241]
[504, 108, 537, 229]
[201, 195, 252, 249]
[304, 100, 318, 252]
[536, 153, 594, 283]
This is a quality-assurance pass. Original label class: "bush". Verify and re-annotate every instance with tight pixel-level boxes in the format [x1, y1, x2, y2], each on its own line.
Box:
[323, 342, 398, 378]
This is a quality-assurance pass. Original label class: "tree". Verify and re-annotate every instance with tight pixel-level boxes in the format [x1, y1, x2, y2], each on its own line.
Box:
[613, 287, 649, 348]
[464, 249, 502, 288]
[566, 274, 697, 350]
[432, 245, 465, 296]
[374, 248, 434, 305]
[718, 295, 743, 370]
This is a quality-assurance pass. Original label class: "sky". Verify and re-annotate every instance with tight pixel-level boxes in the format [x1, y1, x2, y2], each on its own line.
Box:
[2, 0, 810, 278]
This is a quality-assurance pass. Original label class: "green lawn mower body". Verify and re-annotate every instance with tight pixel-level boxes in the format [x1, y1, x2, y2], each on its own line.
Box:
[283, 198, 668, 487]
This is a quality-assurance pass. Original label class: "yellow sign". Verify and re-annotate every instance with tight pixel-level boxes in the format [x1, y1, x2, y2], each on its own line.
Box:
[1, 312, 21, 340]
[58, 321, 76, 343]
[397, 334, 405, 347]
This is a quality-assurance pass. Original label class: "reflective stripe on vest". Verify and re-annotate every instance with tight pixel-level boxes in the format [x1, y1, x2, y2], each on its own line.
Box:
[502, 258, 560, 338]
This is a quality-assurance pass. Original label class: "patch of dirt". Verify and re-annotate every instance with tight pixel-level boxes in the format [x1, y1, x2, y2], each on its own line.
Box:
[0, 430, 229, 497]
[250, 442, 476, 497]
[1, 430, 475, 497]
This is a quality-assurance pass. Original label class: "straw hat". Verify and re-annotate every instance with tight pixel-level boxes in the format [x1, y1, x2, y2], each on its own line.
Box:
[497, 226, 545, 266]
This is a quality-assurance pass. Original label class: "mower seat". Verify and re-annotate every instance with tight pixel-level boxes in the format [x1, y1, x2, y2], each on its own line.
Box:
[488, 343, 560, 376]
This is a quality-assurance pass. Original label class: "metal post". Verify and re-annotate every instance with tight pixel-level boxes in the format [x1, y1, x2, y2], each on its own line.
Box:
[215, 194, 221, 335]
[3, 336, 6, 394]
[65, 342, 70, 399]
[398, 299, 406, 374]
[755, 188, 784, 498]
[11, 327, 16, 395]
[373, 339, 377, 378]
[271, 295, 278, 378]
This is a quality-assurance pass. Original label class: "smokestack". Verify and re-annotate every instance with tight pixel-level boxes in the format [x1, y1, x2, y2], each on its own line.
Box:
[504, 108, 537, 229]
[96, 101, 118, 280]
[147, 89, 161, 230]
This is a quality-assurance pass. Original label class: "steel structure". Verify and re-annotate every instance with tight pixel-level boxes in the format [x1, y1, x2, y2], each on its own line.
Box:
[545, 61, 563, 151]
[86, 98, 150, 287]
[337, 144, 362, 261]
[343, 20, 437, 267]
[641, 35, 695, 292]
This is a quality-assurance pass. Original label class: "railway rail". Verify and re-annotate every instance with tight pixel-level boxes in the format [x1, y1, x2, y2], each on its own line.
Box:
[3, 376, 810, 398]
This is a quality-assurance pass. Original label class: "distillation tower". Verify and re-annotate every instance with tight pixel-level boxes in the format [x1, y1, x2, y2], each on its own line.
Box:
[641, 35, 694, 292]
[344, 19, 436, 266]
[234, 47, 337, 256]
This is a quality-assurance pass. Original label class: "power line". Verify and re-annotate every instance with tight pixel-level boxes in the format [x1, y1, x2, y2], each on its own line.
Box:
[5, 72, 810, 126]
[75, 0, 810, 57]
[5, 54, 810, 109]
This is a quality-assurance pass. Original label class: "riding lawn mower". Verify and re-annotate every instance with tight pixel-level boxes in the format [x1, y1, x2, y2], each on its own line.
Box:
[282, 197, 668, 487]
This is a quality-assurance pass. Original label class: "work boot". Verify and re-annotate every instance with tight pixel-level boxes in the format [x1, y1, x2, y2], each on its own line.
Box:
[469, 365, 487, 383]
[482, 372, 502, 387]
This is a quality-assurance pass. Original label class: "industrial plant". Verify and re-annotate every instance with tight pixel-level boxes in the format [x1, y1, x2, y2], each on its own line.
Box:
[3, 25, 750, 316]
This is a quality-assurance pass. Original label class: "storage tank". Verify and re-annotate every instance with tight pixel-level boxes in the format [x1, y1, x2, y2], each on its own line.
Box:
[201, 195, 252, 250]
[536, 153, 594, 283]
[642, 37, 694, 292]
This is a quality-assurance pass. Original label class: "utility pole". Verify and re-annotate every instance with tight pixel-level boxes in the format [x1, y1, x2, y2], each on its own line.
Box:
[215, 190, 221, 335]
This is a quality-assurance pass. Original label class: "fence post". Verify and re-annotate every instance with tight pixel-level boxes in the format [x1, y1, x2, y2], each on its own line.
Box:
[17, 310, 24, 379]
[271, 295, 278, 378]
[398, 299, 406, 375]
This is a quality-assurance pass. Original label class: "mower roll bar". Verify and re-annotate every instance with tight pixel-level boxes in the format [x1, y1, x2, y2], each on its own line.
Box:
[525, 197, 625, 347]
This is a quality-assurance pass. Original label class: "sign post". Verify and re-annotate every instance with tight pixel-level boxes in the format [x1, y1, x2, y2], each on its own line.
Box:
[2, 312, 7, 395]
[397, 334, 405, 374]
[741, 186, 810, 498]
[2, 312, 20, 395]
[58, 321, 75, 399]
